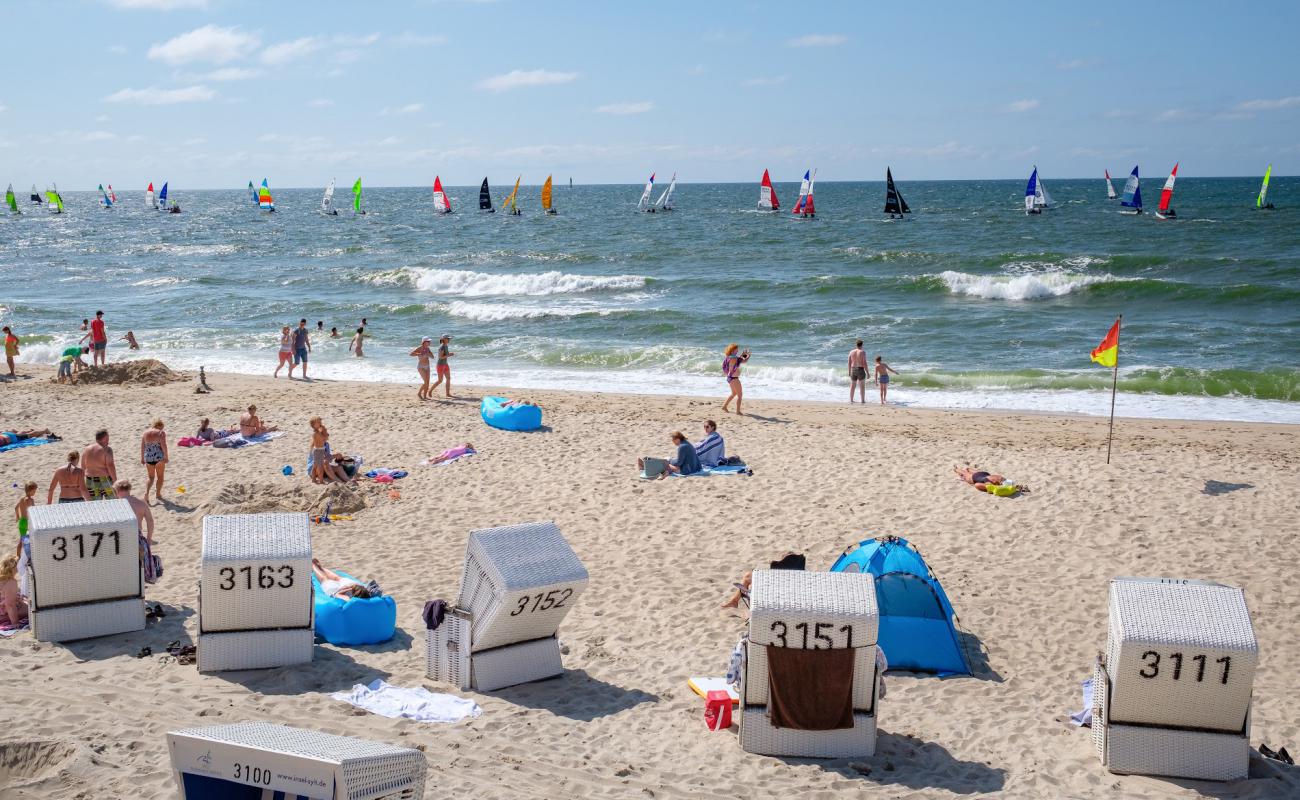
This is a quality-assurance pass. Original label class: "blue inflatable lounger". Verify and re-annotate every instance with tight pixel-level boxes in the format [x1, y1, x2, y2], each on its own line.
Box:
[481, 396, 542, 431]
[167, 721, 427, 799]
[313, 570, 396, 647]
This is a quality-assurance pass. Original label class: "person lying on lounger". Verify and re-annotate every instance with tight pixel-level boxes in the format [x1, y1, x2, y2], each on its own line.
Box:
[312, 558, 377, 600]
[953, 465, 1030, 494]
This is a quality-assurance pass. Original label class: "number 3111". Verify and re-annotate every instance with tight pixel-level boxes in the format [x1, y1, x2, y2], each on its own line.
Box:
[1138, 651, 1231, 684]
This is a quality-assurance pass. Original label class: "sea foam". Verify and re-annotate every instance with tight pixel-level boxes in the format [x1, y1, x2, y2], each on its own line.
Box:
[936, 270, 1115, 300]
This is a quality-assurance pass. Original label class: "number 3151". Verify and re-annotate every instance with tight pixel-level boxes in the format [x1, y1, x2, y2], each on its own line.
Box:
[1138, 651, 1231, 684]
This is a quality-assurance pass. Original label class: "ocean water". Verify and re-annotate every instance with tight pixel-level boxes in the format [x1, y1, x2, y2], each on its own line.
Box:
[3, 177, 1298, 423]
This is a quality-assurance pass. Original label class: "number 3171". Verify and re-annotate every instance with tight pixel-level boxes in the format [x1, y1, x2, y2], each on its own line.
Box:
[1138, 651, 1231, 684]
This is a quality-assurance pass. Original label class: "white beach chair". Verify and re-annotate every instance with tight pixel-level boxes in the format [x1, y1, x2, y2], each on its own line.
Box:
[1092, 577, 1257, 781]
[168, 721, 427, 799]
[739, 569, 881, 758]
[198, 513, 314, 672]
[426, 521, 588, 691]
[25, 499, 145, 642]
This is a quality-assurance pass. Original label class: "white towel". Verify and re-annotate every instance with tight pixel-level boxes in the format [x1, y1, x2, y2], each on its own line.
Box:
[331, 678, 482, 723]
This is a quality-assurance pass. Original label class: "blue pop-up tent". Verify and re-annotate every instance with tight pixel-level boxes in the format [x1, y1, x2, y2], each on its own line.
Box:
[830, 536, 970, 676]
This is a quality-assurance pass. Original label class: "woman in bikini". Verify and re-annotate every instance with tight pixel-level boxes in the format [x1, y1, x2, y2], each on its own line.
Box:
[410, 337, 433, 400]
[273, 325, 293, 378]
[47, 451, 91, 504]
[721, 344, 751, 416]
[312, 558, 376, 600]
[140, 420, 169, 502]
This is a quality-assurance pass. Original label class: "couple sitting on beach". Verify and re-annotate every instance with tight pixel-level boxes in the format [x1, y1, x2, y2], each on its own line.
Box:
[638, 420, 727, 479]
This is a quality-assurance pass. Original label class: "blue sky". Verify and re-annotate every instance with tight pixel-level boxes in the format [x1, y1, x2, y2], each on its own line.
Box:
[2, 0, 1297, 189]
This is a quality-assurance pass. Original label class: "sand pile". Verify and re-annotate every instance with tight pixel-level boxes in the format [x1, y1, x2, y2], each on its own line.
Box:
[198, 481, 373, 518]
[73, 359, 184, 386]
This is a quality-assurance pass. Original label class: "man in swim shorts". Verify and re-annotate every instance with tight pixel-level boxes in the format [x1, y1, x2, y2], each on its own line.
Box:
[291, 318, 312, 379]
[81, 429, 117, 499]
[80, 310, 108, 367]
[848, 339, 869, 404]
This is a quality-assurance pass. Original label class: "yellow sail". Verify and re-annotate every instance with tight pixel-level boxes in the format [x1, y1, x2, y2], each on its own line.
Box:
[504, 175, 521, 212]
[541, 175, 553, 210]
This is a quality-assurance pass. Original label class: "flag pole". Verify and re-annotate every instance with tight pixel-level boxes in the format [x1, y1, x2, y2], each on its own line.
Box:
[1106, 315, 1121, 464]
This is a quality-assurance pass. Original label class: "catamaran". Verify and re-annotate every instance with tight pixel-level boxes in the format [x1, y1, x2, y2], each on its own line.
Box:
[1119, 166, 1142, 215]
[432, 176, 452, 213]
[29, 184, 41, 204]
[145, 182, 157, 209]
[792, 169, 816, 218]
[884, 168, 910, 218]
[637, 172, 655, 212]
[322, 178, 338, 215]
[1256, 165, 1274, 209]
[248, 181, 259, 206]
[654, 172, 676, 212]
[353, 178, 365, 215]
[98, 184, 114, 209]
[758, 169, 780, 211]
[46, 184, 64, 213]
[502, 176, 521, 215]
[542, 175, 556, 214]
[5, 184, 20, 214]
[479, 178, 494, 212]
[1154, 163, 1179, 220]
[258, 179, 274, 212]
[1105, 170, 1118, 200]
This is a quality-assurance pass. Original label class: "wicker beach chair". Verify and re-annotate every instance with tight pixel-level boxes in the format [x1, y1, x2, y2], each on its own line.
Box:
[739, 569, 881, 758]
[426, 521, 588, 691]
[1092, 577, 1257, 781]
[25, 499, 145, 642]
[198, 513, 314, 672]
[168, 721, 427, 799]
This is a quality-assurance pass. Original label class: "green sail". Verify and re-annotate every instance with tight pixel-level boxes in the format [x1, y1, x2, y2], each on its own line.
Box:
[47, 191, 64, 211]
[352, 178, 362, 212]
[1257, 165, 1272, 208]
[5, 184, 18, 213]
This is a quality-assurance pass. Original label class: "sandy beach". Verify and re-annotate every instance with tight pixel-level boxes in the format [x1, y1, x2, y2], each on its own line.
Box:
[1, 364, 1298, 799]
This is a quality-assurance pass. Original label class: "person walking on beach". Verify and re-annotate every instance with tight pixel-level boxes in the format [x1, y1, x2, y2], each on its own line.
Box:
[430, 334, 454, 398]
[140, 420, 169, 502]
[274, 325, 293, 377]
[349, 327, 365, 358]
[80, 310, 108, 368]
[113, 480, 155, 545]
[14, 482, 36, 551]
[290, 318, 312, 379]
[82, 430, 117, 499]
[3, 326, 18, 378]
[721, 344, 750, 415]
[848, 339, 869, 404]
[410, 337, 434, 400]
[874, 356, 899, 405]
[47, 451, 91, 504]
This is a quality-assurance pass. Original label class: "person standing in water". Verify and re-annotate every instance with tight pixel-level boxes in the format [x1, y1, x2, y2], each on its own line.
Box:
[273, 325, 293, 378]
[430, 334, 454, 398]
[290, 319, 311, 380]
[410, 337, 434, 400]
[349, 327, 365, 358]
[721, 344, 750, 415]
[848, 339, 869, 404]
[3, 326, 19, 378]
[874, 355, 899, 405]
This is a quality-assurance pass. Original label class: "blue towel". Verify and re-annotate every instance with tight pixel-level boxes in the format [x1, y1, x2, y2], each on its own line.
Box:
[0, 437, 55, 453]
[671, 464, 748, 478]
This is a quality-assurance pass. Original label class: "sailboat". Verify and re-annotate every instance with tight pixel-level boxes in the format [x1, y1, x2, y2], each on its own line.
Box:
[1256, 165, 1274, 209]
[1032, 166, 1053, 211]
[98, 184, 114, 208]
[432, 177, 452, 214]
[1154, 163, 1179, 220]
[1105, 170, 1118, 200]
[758, 169, 780, 211]
[352, 178, 365, 215]
[258, 179, 274, 212]
[158, 182, 169, 211]
[637, 172, 655, 212]
[29, 184, 41, 204]
[502, 176, 522, 215]
[654, 172, 677, 212]
[108, 185, 118, 204]
[145, 182, 157, 210]
[1119, 166, 1142, 215]
[1024, 168, 1042, 215]
[792, 169, 816, 218]
[884, 168, 910, 218]
[5, 184, 20, 214]
[46, 184, 64, 213]
[542, 175, 556, 214]
[248, 181, 259, 206]
[322, 178, 338, 215]
[479, 178, 494, 212]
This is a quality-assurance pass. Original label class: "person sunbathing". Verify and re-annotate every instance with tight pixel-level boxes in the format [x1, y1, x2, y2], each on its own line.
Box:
[239, 405, 278, 438]
[721, 552, 806, 609]
[427, 443, 475, 465]
[312, 558, 376, 600]
[195, 418, 235, 442]
[953, 465, 1030, 494]
[0, 429, 58, 446]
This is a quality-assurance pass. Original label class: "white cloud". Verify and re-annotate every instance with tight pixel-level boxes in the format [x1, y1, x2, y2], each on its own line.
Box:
[148, 25, 259, 65]
[197, 67, 261, 81]
[1235, 96, 1300, 111]
[333, 32, 381, 46]
[382, 103, 423, 115]
[743, 75, 788, 87]
[376, 136, 403, 147]
[476, 69, 578, 92]
[106, 0, 208, 9]
[1155, 108, 1191, 122]
[390, 32, 447, 46]
[1004, 98, 1039, 112]
[596, 101, 654, 115]
[786, 34, 847, 47]
[0, 104, 6, 114]
[81, 131, 117, 142]
[261, 36, 321, 66]
[103, 85, 215, 105]
[308, 98, 334, 108]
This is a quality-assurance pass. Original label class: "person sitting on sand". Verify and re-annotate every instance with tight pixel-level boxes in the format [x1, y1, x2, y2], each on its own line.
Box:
[426, 442, 475, 465]
[0, 429, 57, 447]
[119, 331, 140, 350]
[113, 479, 155, 545]
[722, 552, 806, 609]
[308, 417, 351, 484]
[312, 558, 376, 600]
[239, 405, 277, 438]
[694, 420, 725, 468]
[0, 554, 29, 631]
[638, 431, 702, 479]
[953, 465, 1031, 495]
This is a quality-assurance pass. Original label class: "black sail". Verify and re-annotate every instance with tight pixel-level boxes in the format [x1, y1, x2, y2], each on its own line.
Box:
[884, 168, 911, 214]
[479, 178, 493, 210]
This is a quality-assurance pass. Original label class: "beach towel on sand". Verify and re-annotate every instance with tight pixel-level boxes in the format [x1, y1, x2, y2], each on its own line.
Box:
[332, 678, 481, 723]
[211, 431, 285, 449]
[669, 465, 749, 478]
[0, 436, 56, 453]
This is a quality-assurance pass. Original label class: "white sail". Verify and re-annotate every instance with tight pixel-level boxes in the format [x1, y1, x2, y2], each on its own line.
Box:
[1034, 172, 1053, 208]
[759, 185, 775, 210]
[145, 184, 156, 209]
[637, 173, 655, 210]
[655, 172, 676, 209]
[1106, 172, 1118, 199]
[322, 178, 335, 212]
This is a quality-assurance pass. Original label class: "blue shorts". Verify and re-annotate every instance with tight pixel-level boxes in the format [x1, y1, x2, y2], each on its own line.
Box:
[294, 347, 308, 365]
[93, 340, 106, 351]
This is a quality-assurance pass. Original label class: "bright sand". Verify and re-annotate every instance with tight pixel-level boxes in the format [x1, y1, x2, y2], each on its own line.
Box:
[1, 367, 1298, 798]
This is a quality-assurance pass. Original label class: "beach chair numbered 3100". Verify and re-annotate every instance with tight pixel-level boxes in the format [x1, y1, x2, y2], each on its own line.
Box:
[426, 521, 588, 691]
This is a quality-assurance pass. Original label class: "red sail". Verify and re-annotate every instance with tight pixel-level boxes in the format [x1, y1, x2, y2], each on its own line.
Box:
[1158, 163, 1178, 212]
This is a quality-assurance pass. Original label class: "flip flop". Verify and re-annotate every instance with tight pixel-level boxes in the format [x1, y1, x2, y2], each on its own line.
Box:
[135, 646, 152, 658]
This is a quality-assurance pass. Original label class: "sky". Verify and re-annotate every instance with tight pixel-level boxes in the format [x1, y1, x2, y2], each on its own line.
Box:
[2, 0, 1298, 189]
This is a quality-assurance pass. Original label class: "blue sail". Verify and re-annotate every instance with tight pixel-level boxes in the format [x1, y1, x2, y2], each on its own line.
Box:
[1025, 168, 1038, 198]
[159, 182, 168, 204]
[1120, 166, 1142, 209]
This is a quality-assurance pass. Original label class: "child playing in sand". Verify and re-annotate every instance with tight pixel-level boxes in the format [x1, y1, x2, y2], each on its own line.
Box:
[0, 554, 28, 631]
[14, 482, 36, 556]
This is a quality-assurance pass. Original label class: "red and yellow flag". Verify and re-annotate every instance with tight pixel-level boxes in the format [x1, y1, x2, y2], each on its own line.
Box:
[1090, 319, 1120, 368]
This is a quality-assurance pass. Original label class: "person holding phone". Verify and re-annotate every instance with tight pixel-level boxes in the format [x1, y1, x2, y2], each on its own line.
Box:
[721, 343, 751, 416]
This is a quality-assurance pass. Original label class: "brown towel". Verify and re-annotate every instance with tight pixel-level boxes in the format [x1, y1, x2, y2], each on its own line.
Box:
[766, 645, 855, 731]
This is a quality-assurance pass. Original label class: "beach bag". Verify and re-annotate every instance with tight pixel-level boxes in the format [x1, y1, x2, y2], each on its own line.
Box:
[705, 690, 733, 731]
[986, 484, 1019, 497]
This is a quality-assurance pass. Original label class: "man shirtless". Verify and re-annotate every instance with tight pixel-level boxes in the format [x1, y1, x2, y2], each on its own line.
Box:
[47, 451, 92, 503]
[81, 430, 117, 499]
[0, 429, 56, 447]
[113, 479, 155, 545]
[239, 405, 277, 438]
